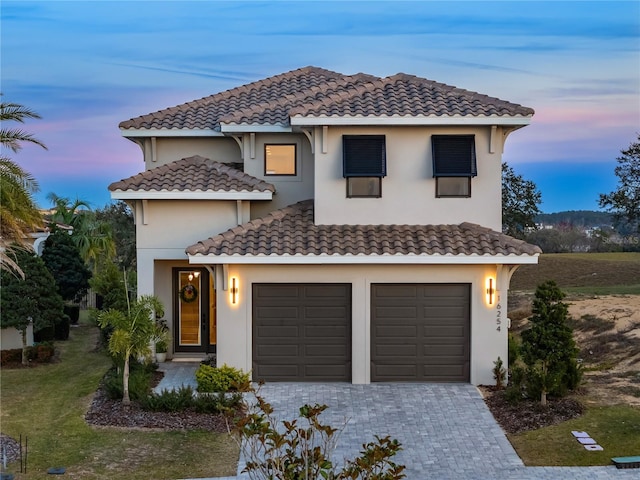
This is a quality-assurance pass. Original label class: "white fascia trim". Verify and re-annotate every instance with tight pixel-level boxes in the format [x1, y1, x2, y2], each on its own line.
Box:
[120, 128, 224, 138]
[290, 115, 532, 127]
[110, 191, 273, 200]
[188, 253, 540, 265]
[220, 124, 292, 133]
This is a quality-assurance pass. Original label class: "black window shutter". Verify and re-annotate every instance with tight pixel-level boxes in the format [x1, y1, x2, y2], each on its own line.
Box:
[343, 135, 386, 177]
[432, 135, 477, 177]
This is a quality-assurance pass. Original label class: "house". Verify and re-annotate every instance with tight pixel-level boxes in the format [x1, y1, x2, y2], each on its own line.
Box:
[109, 66, 540, 385]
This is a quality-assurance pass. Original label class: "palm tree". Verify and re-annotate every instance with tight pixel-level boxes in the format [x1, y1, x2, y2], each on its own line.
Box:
[46, 193, 116, 269]
[98, 293, 164, 405]
[0, 97, 47, 278]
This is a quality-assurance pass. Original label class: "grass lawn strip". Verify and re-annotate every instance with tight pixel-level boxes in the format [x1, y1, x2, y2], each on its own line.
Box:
[0, 317, 239, 479]
[508, 405, 640, 466]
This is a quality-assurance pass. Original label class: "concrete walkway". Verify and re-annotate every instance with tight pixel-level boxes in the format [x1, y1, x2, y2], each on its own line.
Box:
[159, 363, 637, 480]
[154, 361, 199, 393]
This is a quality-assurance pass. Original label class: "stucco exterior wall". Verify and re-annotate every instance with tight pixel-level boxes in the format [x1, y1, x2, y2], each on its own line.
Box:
[312, 125, 503, 230]
[242, 133, 315, 219]
[213, 263, 508, 386]
[1, 324, 34, 351]
[145, 137, 241, 167]
[135, 200, 240, 251]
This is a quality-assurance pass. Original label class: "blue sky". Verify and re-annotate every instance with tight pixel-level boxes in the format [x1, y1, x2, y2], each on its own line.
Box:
[2, 0, 639, 213]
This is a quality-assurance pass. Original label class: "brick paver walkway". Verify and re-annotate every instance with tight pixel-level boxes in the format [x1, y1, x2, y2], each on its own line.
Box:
[162, 364, 636, 480]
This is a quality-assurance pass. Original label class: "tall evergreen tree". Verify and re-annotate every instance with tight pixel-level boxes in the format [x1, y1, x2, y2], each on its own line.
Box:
[599, 134, 640, 234]
[502, 162, 542, 239]
[41, 227, 92, 302]
[520, 281, 581, 405]
[0, 247, 66, 364]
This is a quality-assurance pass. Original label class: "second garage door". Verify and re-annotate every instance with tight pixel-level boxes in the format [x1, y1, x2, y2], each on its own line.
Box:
[371, 284, 470, 382]
[253, 284, 351, 382]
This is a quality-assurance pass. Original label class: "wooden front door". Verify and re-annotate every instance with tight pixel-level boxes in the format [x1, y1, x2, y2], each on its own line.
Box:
[173, 268, 216, 353]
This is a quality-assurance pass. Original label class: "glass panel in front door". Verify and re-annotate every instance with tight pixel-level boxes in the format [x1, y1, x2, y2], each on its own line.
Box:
[179, 271, 201, 346]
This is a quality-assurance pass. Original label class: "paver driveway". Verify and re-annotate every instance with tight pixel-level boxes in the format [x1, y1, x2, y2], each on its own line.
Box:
[157, 365, 636, 480]
[229, 383, 636, 480]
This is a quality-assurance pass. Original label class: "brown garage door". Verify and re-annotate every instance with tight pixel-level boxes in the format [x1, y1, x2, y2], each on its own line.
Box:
[253, 284, 351, 382]
[371, 284, 470, 382]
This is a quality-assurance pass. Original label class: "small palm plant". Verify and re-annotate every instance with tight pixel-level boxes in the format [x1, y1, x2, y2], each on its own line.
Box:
[98, 294, 164, 405]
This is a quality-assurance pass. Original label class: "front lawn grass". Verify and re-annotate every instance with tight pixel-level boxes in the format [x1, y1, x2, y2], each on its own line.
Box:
[509, 404, 640, 466]
[0, 316, 238, 479]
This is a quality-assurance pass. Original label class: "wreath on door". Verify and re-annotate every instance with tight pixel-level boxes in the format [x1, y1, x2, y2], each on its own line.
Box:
[179, 284, 198, 303]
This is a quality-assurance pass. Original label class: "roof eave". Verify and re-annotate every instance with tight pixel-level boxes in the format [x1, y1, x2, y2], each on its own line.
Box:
[290, 115, 532, 127]
[110, 191, 273, 200]
[219, 124, 292, 133]
[187, 253, 540, 265]
[120, 128, 224, 138]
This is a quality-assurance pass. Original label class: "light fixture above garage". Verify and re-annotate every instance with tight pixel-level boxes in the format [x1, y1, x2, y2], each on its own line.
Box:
[230, 277, 239, 304]
[486, 277, 495, 305]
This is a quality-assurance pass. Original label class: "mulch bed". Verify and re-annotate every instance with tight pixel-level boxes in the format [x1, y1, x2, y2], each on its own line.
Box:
[480, 386, 584, 435]
[84, 371, 232, 432]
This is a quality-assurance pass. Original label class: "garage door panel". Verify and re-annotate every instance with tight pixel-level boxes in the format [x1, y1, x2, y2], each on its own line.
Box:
[423, 305, 468, 316]
[375, 285, 418, 297]
[423, 365, 467, 377]
[375, 325, 418, 337]
[305, 344, 348, 357]
[257, 342, 299, 357]
[304, 285, 350, 298]
[423, 345, 466, 356]
[304, 364, 350, 378]
[255, 306, 300, 319]
[374, 364, 418, 377]
[372, 283, 470, 382]
[253, 283, 351, 382]
[256, 325, 300, 337]
[254, 285, 301, 299]
[424, 326, 465, 337]
[374, 306, 418, 318]
[305, 325, 348, 338]
[255, 364, 300, 379]
[304, 306, 348, 319]
[375, 344, 418, 357]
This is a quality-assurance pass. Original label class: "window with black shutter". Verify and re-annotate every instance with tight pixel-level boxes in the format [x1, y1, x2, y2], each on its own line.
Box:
[432, 135, 476, 197]
[343, 135, 386, 198]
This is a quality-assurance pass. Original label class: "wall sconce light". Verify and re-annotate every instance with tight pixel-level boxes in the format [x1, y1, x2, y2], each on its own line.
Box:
[230, 277, 239, 304]
[486, 278, 495, 305]
[188, 273, 194, 282]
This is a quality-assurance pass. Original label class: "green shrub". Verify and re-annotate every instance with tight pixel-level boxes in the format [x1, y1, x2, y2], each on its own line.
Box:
[139, 386, 242, 413]
[141, 386, 195, 412]
[0, 344, 55, 366]
[508, 332, 520, 366]
[103, 361, 156, 401]
[504, 363, 527, 404]
[54, 314, 70, 340]
[195, 364, 250, 392]
[493, 357, 506, 389]
[235, 388, 405, 479]
[193, 392, 242, 414]
[64, 304, 80, 325]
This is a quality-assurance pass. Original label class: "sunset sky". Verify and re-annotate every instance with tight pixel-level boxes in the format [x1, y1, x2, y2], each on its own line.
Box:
[2, 0, 639, 213]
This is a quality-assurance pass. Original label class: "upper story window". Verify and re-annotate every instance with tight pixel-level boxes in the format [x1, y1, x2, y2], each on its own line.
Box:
[343, 135, 386, 198]
[432, 135, 477, 198]
[265, 144, 296, 176]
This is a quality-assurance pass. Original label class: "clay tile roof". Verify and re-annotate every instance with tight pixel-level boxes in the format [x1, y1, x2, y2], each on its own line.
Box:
[120, 66, 533, 131]
[186, 200, 542, 258]
[119, 66, 354, 130]
[108, 155, 275, 193]
[289, 74, 534, 118]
